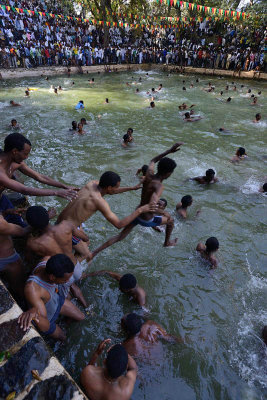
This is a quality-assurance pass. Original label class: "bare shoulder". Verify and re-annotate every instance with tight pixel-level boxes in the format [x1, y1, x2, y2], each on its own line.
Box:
[196, 242, 205, 252]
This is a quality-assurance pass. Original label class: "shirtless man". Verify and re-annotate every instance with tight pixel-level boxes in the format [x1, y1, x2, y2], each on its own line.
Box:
[87, 271, 146, 306]
[231, 147, 247, 163]
[57, 171, 155, 259]
[192, 169, 218, 184]
[92, 143, 182, 258]
[81, 340, 137, 400]
[176, 195, 193, 218]
[10, 100, 21, 107]
[0, 134, 77, 225]
[184, 112, 202, 122]
[178, 103, 195, 110]
[25, 206, 89, 307]
[253, 113, 261, 123]
[0, 213, 30, 299]
[10, 119, 20, 130]
[18, 254, 85, 341]
[196, 237, 219, 268]
[121, 313, 183, 358]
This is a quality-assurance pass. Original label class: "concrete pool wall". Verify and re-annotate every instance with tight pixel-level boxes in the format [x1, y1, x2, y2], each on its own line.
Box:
[0, 64, 266, 80]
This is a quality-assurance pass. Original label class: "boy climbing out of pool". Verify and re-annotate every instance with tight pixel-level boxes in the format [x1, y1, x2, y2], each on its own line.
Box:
[192, 169, 218, 184]
[18, 254, 85, 341]
[87, 271, 146, 306]
[57, 171, 156, 260]
[81, 340, 137, 400]
[92, 143, 183, 258]
[25, 206, 89, 307]
[196, 237, 219, 268]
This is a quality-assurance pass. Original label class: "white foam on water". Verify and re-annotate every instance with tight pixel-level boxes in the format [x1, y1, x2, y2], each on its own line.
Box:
[241, 176, 261, 194]
[133, 69, 159, 75]
[0, 101, 9, 109]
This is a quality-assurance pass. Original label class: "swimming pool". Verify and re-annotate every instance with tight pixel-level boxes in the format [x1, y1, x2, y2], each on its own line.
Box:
[0, 70, 266, 400]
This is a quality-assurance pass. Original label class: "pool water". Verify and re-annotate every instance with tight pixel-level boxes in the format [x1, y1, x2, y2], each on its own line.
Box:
[0, 70, 266, 400]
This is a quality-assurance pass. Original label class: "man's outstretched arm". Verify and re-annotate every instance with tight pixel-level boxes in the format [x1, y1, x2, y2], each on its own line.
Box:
[147, 142, 184, 176]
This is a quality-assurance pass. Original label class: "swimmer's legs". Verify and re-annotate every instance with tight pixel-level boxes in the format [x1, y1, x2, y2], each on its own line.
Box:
[60, 298, 85, 321]
[160, 214, 178, 247]
[70, 283, 87, 308]
[92, 223, 135, 258]
[73, 240, 92, 262]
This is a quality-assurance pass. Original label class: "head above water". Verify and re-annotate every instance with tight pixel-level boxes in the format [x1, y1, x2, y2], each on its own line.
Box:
[158, 198, 167, 209]
[26, 206, 49, 230]
[105, 344, 128, 379]
[4, 133, 31, 163]
[122, 313, 144, 336]
[105, 98, 109, 103]
[72, 121, 77, 129]
[205, 169, 215, 180]
[255, 113, 261, 121]
[184, 112, 190, 119]
[123, 133, 130, 143]
[262, 183, 267, 193]
[45, 254, 74, 283]
[226, 97, 231, 102]
[181, 195, 193, 208]
[11, 119, 17, 126]
[182, 87, 186, 91]
[81, 118, 87, 125]
[127, 128, 133, 135]
[150, 101, 155, 108]
[157, 157, 177, 178]
[205, 237, 219, 253]
[99, 171, 121, 193]
[141, 164, 148, 176]
[119, 274, 137, 292]
[236, 147, 246, 157]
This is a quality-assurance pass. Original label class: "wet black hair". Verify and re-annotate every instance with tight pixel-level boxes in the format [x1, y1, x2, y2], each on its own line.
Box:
[157, 157, 177, 175]
[181, 195, 193, 208]
[248, 89, 251, 93]
[262, 183, 267, 192]
[220, 91, 223, 95]
[105, 98, 109, 103]
[255, 113, 261, 119]
[46, 254, 75, 277]
[226, 97, 231, 102]
[141, 164, 148, 175]
[258, 91, 261, 95]
[123, 134, 130, 143]
[26, 206, 49, 229]
[152, 88, 155, 92]
[81, 118, 86, 123]
[79, 100, 83, 104]
[159, 198, 167, 207]
[150, 101, 155, 107]
[184, 112, 190, 118]
[182, 87, 186, 90]
[4, 133, 31, 152]
[237, 147, 246, 156]
[124, 313, 143, 335]
[205, 237, 219, 253]
[119, 274, 137, 291]
[99, 171, 121, 188]
[206, 169, 215, 178]
[127, 128, 133, 134]
[251, 94, 254, 98]
[106, 344, 128, 379]
[72, 121, 77, 128]
[11, 119, 17, 124]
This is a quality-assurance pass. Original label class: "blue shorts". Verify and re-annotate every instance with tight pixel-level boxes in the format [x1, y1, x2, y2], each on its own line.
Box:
[133, 215, 162, 228]
[0, 194, 27, 228]
[0, 251, 21, 272]
[42, 294, 65, 335]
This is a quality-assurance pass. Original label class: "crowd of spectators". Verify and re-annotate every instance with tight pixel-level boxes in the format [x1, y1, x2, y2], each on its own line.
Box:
[0, 0, 266, 72]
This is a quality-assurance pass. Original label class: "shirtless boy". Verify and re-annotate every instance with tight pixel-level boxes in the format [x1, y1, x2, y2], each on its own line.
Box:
[0, 134, 77, 221]
[0, 213, 30, 299]
[57, 171, 155, 259]
[121, 313, 183, 358]
[92, 143, 183, 258]
[231, 147, 247, 163]
[81, 340, 137, 400]
[18, 254, 85, 341]
[196, 237, 219, 268]
[26, 206, 89, 306]
[192, 169, 218, 184]
[176, 195, 193, 218]
[87, 271, 146, 306]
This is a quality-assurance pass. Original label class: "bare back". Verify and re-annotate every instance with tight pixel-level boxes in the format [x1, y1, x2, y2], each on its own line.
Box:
[139, 176, 162, 220]
[57, 181, 102, 226]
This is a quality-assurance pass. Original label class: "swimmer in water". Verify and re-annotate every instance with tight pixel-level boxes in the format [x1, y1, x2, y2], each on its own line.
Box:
[251, 97, 258, 105]
[253, 113, 261, 123]
[10, 100, 21, 107]
[77, 123, 85, 135]
[196, 237, 219, 268]
[184, 112, 202, 122]
[178, 103, 195, 110]
[81, 341, 137, 400]
[105, 98, 109, 104]
[226, 97, 231, 102]
[70, 121, 77, 131]
[54, 88, 58, 94]
[259, 183, 267, 193]
[25, 90, 30, 97]
[176, 195, 193, 219]
[182, 87, 186, 91]
[87, 271, 146, 306]
[122, 134, 131, 148]
[81, 118, 87, 126]
[231, 147, 247, 163]
[135, 88, 140, 93]
[158, 84, 163, 91]
[150, 101, 155, 108]
[88, 78, 95, 84]
[10, 119, 20, 130]
[127, 128, 133, 142]
[192, 169, 218, 184]
[58, 86, 62, 90]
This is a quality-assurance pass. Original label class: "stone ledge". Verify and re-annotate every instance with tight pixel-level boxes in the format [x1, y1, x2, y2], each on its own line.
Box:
[0, 281, 87, 400]
[0, 64, 266, 80]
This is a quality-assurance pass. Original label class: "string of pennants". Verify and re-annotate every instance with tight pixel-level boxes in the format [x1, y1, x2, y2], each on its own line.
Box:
[0, 2, 258, 30]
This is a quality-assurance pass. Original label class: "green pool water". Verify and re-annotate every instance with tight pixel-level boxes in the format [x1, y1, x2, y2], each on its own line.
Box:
[0, 70, 266, 400]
